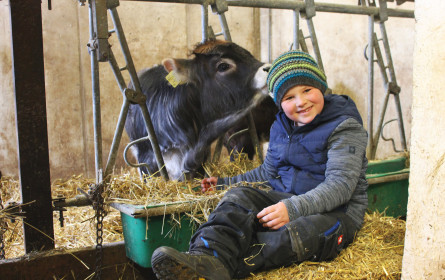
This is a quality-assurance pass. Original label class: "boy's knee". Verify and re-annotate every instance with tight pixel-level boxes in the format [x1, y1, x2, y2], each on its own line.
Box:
[286, 213, 355, 262]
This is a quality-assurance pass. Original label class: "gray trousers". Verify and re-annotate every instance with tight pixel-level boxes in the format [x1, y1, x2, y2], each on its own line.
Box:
[189, 186, 358, 278]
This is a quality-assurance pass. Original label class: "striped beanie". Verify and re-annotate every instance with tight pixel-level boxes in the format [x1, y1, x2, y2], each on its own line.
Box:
[267, 50, 328, 109]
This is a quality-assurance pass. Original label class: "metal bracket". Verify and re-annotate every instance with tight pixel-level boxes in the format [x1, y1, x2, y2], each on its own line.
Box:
[388, 82, 401, 95]
[211, 0, 228, 14]
[91, 0, 110, 62]
[52, 195, 67, 227]
[301, 0, 316, 19]
[377, 0, 389, 22]
[124, 88, 147, 105]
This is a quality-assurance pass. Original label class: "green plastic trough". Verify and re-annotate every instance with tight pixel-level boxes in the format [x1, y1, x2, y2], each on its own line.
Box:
[366, 156, 409, 218]
[112, 156, 409, 268]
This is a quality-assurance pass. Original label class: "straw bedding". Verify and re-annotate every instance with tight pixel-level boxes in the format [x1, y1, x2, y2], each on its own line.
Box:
[0, 155, 405, 279]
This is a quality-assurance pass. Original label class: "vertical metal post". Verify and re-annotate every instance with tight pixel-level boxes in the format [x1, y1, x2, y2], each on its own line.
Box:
[367, 15, 375, 158]
[293, 9, 300, 50]
[201, 3, 209, 42]
[268, 9, 272, 62]
[90, 0, 110, 61]
[89, 3, 104, 184]
[9, 0, 54, 253]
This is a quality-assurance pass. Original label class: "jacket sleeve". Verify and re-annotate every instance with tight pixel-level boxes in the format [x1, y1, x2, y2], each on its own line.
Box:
[281, 118, 368, 220]
[217, 142, 279, 186]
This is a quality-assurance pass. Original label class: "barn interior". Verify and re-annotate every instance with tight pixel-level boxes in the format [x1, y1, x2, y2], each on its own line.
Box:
[1, 0, 444, 279]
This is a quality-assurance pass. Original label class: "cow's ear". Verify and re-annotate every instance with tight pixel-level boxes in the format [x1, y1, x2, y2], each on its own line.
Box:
[162, 58, 190, 87]
[162, 58, 177, 73]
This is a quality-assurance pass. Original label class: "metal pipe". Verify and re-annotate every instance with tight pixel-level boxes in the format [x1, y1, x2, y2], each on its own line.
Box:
[293, 9, 299, 50]
[268, 9, 272, 62]
[371, 33, 390, 157]
[367, 15, 375, 159]
[89, 4, 104, 183]
[107, 49, 128, 91]
[120, 0, 414, 18]
[138, 103, 170, 179]
[218, 13, 232, 41]
[379, 22, 407, 151]
[109, 8, 142, 93]
[306, 17, 324, 71]
[104, 99, 131, 179]
[53, 195, 92, 208]
[367, 171, 409, 185]
[201, 3, 209, 42]
[108, 10, 169, 179]
[226, 0, 414, 18]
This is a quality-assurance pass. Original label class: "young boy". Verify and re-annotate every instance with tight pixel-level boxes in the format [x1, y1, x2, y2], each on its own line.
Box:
[151, 50, 368, 280]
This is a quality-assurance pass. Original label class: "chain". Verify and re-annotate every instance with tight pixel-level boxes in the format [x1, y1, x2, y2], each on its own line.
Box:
[90, 183, 106, 279]
[0, 174, 6, 260]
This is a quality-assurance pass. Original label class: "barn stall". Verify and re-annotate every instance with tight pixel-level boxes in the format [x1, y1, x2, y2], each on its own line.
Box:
[0, 0, 422, 279]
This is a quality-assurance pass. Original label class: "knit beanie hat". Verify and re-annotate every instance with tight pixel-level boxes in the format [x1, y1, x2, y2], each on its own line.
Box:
[267, 50, 328, 109]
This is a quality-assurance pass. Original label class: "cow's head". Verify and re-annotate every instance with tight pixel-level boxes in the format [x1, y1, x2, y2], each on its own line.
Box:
[162, 40, 270, 122]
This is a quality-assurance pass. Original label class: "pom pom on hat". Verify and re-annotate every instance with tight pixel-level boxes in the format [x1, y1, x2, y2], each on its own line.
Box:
[267, 50, 328, 108]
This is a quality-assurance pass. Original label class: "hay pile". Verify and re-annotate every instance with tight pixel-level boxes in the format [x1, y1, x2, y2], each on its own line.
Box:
[245, 212, 405, 280]
[0, 155, 406, 279]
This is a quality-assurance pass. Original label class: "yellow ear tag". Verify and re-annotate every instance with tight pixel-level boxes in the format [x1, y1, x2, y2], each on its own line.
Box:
[165, 71, 182, 88]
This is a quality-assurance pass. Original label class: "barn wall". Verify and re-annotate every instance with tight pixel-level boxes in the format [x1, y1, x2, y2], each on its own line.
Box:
[0, 1, 414, 179]
[401, 1, 445, 279]
[260, 0, 415, 160]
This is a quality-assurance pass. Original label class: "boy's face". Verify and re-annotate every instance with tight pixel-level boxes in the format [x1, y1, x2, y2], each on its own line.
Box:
[280, 85, 324, 126]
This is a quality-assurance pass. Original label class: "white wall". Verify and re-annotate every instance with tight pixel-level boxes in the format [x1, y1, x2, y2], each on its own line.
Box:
[402, 0, 445, 278]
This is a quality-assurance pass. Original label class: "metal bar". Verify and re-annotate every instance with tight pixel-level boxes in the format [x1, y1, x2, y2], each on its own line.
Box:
[268, 9, 272, 62]
[298, 29, 309, 53]
[109, 7, 169, 179]
[201, 4, 209, 42]
[9, 0, 55, 253]
[379, 22, 407, 151]
[218, 13, 232, 41]
[370, 33, 390, 157]
[367, 171, 409, 185]
[109, 8, 142, 92]
[104, 98, 131, 179]
[292, 9, 299, 50]
[367, 15, 375, 159]
[89, 3, 104, 184]
[226, 0, 414, 18]
[138, 104, 170, 179]
[119, 0, 414, 18]
[305, 17, 324, 71]
[91, 0, 110, 61]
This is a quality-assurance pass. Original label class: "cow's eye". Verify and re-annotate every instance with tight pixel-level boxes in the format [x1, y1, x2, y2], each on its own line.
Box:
[217, 63, 231, 72]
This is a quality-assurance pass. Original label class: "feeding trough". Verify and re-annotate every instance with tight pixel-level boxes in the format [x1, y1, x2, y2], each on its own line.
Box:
[366, 156, 409, 218]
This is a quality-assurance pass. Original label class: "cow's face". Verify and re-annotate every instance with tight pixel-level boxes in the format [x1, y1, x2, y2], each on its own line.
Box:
[162, 40, 270, 119]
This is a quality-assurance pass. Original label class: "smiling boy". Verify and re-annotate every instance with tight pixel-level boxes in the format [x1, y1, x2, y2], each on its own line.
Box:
[151, 50, 369, 280]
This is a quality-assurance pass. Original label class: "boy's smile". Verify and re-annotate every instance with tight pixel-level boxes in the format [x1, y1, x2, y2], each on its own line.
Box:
[280, 85, 324, 126]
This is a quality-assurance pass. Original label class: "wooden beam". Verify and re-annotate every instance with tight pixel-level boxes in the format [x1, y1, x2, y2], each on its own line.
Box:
[0, 241, 156, 279]
[9, 0, 54, 253]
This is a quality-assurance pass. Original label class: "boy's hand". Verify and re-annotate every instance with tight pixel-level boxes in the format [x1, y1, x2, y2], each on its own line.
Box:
[257, 202, 289, 230]
[201, 177, 218, 193]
